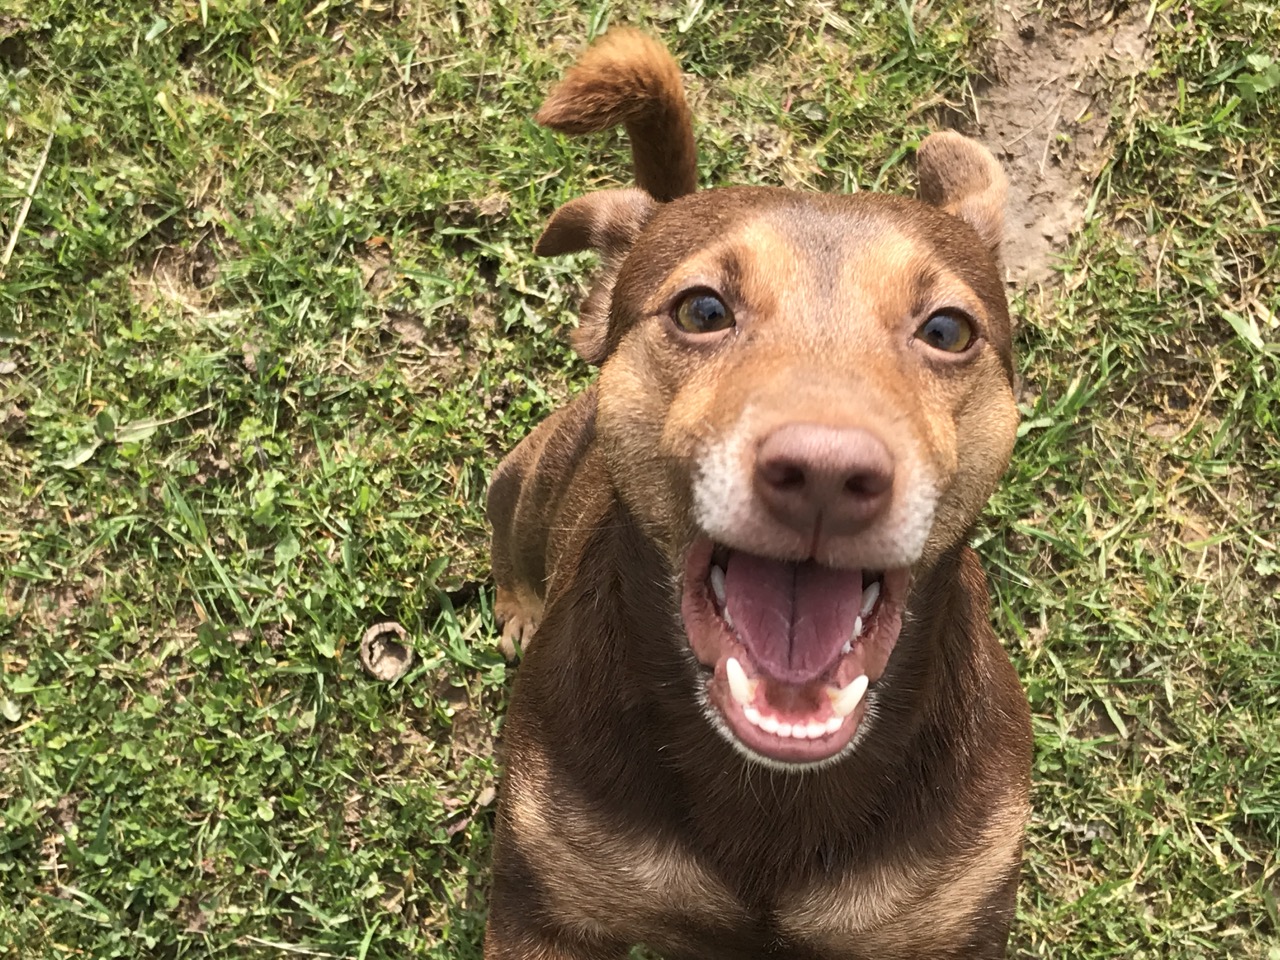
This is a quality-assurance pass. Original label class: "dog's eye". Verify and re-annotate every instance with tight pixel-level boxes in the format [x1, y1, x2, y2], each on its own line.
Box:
[674, 292, 734, 334]
[915, 311, 974, 353]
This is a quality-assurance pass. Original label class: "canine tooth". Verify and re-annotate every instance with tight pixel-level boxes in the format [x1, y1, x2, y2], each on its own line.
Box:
[776, 722, 793, 738]
[853, 616, 863, 640]
[828, 675, 870, 718]
[710, 565, 726, 606]
[860, 581, 880, 617]
[726, 657, 756, 706]
[824, 716, 844, 735]
[743, 705, 762, 726]
[759, 714, 779, 734]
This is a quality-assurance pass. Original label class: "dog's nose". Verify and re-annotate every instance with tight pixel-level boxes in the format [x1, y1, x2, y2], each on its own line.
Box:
[754, 424, 894, 535]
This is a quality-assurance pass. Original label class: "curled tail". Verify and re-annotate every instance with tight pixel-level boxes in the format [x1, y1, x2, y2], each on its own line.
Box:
[535, 29, 698, 202]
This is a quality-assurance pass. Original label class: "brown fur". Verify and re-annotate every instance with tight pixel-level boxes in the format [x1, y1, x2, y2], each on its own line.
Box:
[485, 29, 1032, 960]
[536, 29, 698, 202]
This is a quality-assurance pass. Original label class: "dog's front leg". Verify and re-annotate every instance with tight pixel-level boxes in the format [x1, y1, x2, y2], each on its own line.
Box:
[485, 877, 630, 960]
[487, 389, 600, 659]
[483, 926, 628, 960]
[488, 425, 550, 660]
[485, 794, 634, 960]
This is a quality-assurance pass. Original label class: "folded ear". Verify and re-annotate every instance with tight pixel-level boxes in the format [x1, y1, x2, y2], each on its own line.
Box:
[535, 187, 658, 257]
[535, 188, 658, 364]
[915, 131, 1007, 257]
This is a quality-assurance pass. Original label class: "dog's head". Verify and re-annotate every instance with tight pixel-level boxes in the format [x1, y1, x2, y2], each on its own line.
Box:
[536, 35, 1017, 771]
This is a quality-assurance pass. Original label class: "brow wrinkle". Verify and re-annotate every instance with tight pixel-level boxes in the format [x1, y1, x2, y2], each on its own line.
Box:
[911, 265, 943, 318]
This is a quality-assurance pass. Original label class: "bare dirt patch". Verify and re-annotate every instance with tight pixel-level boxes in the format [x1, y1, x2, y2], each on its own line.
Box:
[977, 3, 1154, 285]
[129, 232, 228, 316]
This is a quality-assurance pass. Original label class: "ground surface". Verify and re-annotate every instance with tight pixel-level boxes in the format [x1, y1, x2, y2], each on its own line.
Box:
[1, 1, 1278, 957]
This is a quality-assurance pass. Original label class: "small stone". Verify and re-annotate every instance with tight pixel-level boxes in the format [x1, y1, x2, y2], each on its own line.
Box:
[359, 621, 414, 682]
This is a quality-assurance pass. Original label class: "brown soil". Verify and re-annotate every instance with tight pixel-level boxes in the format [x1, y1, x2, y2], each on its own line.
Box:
[977, 3, 1154, 285]
[130, 233, 227, 315]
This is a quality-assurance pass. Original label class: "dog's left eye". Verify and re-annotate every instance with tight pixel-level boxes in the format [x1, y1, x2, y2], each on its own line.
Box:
[674, 292, 735, 334]
[915, 311, 974, 353]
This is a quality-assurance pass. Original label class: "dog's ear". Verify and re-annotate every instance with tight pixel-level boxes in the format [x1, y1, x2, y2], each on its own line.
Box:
[535, 187, 658, 257]
[915, 131, 1007, 257]
[535, 188, 658, 364]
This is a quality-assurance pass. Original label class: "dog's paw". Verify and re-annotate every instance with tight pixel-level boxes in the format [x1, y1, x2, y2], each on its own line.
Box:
[495, 586, 542, 661]
[497, 614, 539, 661]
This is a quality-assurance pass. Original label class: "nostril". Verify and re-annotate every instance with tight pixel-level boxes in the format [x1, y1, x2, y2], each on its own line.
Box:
[844, 471, 891, 498]
[760, 460, 807, 491]
[774, 465, 805, 490]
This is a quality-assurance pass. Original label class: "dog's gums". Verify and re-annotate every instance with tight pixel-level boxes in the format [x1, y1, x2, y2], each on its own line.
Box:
[681, 538, 909, 765]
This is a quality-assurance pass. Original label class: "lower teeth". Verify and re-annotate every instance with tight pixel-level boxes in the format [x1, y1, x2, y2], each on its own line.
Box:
[738, 705, 848, 739]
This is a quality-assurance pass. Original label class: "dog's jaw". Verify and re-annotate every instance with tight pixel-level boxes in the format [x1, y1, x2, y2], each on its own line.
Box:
[680, 537, 912, 769]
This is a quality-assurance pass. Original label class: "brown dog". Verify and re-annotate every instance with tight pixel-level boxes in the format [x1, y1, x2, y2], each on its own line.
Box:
[484, 29, 1032, 960]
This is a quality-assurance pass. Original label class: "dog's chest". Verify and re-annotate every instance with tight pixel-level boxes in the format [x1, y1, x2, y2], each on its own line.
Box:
[511, 776, 1017, 959]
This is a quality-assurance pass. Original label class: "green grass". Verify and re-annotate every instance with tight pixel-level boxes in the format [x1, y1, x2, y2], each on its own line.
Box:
[1, 1, 1278, 957]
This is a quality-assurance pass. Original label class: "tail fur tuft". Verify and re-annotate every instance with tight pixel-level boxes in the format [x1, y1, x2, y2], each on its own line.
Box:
[536, 29, 697, 202]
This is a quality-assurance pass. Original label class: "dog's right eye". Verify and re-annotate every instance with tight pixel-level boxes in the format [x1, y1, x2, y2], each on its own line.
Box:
[674, 292, 735, 334]
[915, 310, 974, 354]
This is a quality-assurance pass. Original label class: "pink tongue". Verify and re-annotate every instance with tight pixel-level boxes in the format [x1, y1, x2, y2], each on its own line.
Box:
[722, 553, 862, 684]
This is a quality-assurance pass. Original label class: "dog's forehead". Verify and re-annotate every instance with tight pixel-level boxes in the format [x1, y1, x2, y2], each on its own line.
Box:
[651, 187, 897, 249]
[629, 188, 1001, 312]
[638, 187, 998, 296]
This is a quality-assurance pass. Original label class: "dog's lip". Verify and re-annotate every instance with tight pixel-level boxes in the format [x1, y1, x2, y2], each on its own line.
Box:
[680, 536, 909, 765]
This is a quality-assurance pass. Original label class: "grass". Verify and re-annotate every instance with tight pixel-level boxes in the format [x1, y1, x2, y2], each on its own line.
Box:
[1, 0, 1277, 957]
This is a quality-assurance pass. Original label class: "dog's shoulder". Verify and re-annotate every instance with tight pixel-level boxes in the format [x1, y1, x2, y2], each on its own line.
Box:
[496, 744, 749, 949]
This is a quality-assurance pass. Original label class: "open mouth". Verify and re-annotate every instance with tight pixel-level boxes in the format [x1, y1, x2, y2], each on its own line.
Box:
[681, 539, 909, 766]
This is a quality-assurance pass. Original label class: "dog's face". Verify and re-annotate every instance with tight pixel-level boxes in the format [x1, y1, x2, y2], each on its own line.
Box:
[538, 137, 1017, 769]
